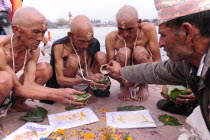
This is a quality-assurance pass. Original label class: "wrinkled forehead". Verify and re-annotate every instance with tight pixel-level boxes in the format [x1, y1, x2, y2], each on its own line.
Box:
[74, 30, 94, 41]
[26, 18, 48, 31]
[116, 17, 138, 29]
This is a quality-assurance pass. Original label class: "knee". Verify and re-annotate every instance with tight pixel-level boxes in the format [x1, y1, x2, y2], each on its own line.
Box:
[133, 46, 150, 64]
[65, 54, 79, 69]
[94, 52, 107, 64]
[37, 62, 53, 79]
[0, 71, 13, 87]
[117, 47, 131, 62]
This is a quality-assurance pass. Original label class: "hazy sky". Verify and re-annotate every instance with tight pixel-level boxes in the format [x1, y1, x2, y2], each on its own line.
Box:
[23, 0, 158, 22]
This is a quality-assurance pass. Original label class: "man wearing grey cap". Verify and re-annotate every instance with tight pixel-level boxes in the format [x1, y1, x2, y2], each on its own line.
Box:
[107, 0, 210, 133]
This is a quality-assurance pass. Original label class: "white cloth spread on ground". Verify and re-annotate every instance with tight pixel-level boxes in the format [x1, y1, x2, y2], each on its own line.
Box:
[114, 113, 147, 123]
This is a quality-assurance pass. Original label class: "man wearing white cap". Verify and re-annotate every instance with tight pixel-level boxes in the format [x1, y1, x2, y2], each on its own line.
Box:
[107, 0, 210, 133]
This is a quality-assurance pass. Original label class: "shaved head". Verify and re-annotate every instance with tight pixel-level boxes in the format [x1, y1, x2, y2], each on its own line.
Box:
[116, 5, 138, 23]
[12, 6, 47, 28]
[70, 15, 93, 39]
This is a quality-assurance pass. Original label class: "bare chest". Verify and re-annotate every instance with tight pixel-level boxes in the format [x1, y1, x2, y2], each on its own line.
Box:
[6, 50, 28, 73]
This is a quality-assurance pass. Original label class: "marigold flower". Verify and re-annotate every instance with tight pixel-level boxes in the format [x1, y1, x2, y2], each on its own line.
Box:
[58, 128, 66, 135]
[127, 137, 133, 140]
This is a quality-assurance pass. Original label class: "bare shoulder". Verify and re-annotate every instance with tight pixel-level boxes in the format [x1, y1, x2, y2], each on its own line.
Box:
[105, 30, 119, 42]
[0, 35, 10, 47]
[54, 43, 65, 50]
[141, 22, 156, 32]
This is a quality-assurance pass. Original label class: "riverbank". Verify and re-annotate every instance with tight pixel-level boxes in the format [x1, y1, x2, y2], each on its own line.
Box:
[0, 78, 192, 140]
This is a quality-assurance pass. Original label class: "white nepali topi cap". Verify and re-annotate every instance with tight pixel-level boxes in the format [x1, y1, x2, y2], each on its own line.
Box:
[154, 0, 210, 25]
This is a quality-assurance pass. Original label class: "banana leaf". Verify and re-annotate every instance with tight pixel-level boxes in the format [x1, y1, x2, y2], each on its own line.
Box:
[96, 77, 109, 85]
[20, 107, 48, 122]
[65, 106, 82, 111]
[169, 88, 190, 99]
[72, 93, 91, 103]
[117, 105, 146, 111]
[158, 114, 182, 126]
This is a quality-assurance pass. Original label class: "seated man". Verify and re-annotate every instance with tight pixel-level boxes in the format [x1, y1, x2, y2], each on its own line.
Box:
[157, 85, 198, 115]
[46, 15, 110, 104]
[105, 5, 161, 101]
[0, 7, 84, 133]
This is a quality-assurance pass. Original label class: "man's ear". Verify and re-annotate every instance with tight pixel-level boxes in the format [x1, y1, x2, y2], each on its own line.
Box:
[68, 32, 73, 39]
[180, 22, 194, 43]
[12, 25, 21, 36]
[138, 19, 142, 28]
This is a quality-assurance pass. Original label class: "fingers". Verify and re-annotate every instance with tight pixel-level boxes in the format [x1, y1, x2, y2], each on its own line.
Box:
[177, 93, 196, 99]
[175, 98, 193, 104]
[65, 88, 84, 95]
[65, 94, 77, 101]
[73, 90, 84, 95]
[70, 101, 84, 108]
[92, 82, 108, 91]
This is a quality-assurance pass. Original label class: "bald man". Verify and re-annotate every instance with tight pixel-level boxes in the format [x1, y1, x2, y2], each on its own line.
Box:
[46, 15, 110, 104]
[0, 7, 84, 133]
[105, 5, 161, 101]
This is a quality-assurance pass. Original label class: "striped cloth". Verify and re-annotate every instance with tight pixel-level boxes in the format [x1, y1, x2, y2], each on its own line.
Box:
[155, 0, 210, 25]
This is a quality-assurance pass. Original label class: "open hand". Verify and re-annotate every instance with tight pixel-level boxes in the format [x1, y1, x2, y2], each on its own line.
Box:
[52, 88, 85, 108]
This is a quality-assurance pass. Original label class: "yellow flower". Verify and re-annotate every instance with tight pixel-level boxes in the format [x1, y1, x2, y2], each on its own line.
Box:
[6, 130, 10, 133]
[84, 133, 95, 139]
[166, 118, 169, 122]
[127, 137, 133, 140]
[101, 135, 106, 139]
[58, 129, 66, 135]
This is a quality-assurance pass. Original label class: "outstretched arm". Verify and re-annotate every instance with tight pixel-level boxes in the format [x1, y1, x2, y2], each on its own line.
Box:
[14, 48, 84, 107]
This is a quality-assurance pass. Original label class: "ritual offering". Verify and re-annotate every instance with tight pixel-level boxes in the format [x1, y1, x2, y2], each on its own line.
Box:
[106, 110, 156, 128]
[3, 122, 55, 140]
[158, 114, 183, 126]
[20, 107, 48, 122]
[48, 107, 99, 131]
[72, 93, 91, 102]
[161, 85, 190, 100]
[117, 105, 146, 111]
[169, 88, 190, 99]
[96, 76, 109, 85]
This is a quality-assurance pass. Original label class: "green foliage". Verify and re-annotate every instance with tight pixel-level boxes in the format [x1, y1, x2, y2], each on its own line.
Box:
[96, 77, 109, 85]
[117, 105, 146, 111]
[123, 132, 129, 140]
[169, 88, 190, 99]
[65, 106, 82, 111]
[158, 114, 182, 126]
[73, 93, 91, 103]
[20, 107, 48, 122]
